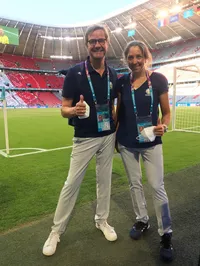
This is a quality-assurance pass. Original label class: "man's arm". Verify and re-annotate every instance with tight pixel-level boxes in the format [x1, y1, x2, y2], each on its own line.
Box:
[61, 95, 86, 118]
[61, 97, 76, 118]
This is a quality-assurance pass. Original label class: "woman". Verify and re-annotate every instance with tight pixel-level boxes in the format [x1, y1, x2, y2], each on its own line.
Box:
[116, 41, 174, 262]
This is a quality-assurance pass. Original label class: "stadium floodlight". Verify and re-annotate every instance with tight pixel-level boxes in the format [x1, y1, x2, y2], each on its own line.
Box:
[124, 22, 137, 29]
[169, 4, 182, 14]
[0, 86, 9, 156]
[111, 27, 122, 34]
[110, 27, 122, 33]
[64, 37, 83, 41]
[50, 55, 73, 59]
[40, 36, 83, 41]
[155, 36, 182, 45]
[157, 9, 169, 18]
[41, 36, 54, 40]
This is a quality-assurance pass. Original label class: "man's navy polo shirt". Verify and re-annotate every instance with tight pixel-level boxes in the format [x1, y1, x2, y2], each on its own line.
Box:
[116, 72, 169, 148]
[62, 58, 117, 138]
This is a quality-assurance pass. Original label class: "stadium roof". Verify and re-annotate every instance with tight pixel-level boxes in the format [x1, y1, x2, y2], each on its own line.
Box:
[0, 0, 200, 60]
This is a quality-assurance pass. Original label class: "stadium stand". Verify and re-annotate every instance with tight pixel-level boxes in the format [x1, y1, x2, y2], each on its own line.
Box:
[152, 39, 200, 63]
[36, 91, 61, 107]
[0, 54, 39, 69]
[35, 59, 80, 71]
[0, 5, 200, 109]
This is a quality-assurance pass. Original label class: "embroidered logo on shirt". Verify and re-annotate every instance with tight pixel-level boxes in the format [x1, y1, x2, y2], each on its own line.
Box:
[77, 72, 82, 75]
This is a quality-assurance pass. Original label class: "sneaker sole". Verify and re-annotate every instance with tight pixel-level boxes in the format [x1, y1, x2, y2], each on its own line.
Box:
[42, 248, 57, 256]
[43, 251, 55, 256]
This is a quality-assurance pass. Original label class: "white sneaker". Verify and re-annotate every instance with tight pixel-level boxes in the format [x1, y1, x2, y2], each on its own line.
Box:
[42, 231, 60, 256]
[96, 221, 117, 241]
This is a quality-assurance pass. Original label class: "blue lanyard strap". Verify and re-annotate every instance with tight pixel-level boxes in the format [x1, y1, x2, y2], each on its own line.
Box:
[85, 60, 110, 105]
[130, 71, 154, 116]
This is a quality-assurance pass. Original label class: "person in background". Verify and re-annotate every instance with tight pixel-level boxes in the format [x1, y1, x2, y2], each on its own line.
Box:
[42, 24, 118, 256]
[0, 28, 9, 45]
[116, 40, 174, 262]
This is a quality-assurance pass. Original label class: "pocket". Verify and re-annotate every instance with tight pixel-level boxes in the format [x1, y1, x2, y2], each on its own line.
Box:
[73, 137, 89, 144]
[73, 137, 82, 144]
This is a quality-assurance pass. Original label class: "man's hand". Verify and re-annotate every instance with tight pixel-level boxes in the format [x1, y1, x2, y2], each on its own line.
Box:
[75, 95, 86, 116]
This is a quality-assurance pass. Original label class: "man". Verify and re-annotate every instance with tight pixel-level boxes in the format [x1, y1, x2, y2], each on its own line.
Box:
[0, 28, 9, 45]
[43, 24, 118, 256]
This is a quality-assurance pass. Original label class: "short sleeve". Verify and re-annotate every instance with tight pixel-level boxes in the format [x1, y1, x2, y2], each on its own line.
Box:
[62, 67, 77, 99]
[154, 72, 169, 96]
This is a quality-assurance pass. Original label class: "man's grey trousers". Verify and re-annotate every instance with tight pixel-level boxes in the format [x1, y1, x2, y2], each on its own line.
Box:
[52, 133, 115, 234]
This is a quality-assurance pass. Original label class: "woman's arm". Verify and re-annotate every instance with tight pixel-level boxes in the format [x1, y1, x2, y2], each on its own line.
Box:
[154, 92, 170, 136]
[115, 92, 121, 130]
[160, 92, 170, 127]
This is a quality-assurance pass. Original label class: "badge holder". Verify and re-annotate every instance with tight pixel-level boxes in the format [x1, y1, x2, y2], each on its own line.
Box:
[84, 60, 111, 132]
[131, 71, 155, 144]
[136, 116, 154, 143]
[96, 103, 111, 132]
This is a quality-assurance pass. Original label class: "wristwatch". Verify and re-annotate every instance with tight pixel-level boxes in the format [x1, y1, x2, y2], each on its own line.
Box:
[163, 124, 168, 133]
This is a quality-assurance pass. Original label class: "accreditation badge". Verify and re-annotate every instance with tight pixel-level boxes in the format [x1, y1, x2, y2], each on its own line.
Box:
[96, 103, 111, 132]
[136, 116, 153, 143]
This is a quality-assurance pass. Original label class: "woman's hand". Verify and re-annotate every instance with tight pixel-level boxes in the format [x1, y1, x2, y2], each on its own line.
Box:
[154, 124, 167, 136]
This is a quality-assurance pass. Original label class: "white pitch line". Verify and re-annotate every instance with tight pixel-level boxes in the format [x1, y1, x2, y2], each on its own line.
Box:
[46, 146, 73, 152]
[0, 150, 8, 157]
[174, 129, 200, 134]
[177, 125, 200, 130]
[1, 147, 47, 152]
[8, 150, 49, 158]
[5, 146, 73, 158]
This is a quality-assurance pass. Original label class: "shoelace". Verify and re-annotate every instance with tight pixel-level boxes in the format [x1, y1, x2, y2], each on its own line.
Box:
[102, 222, 115, 232]
[47, 232, 60, 245]
[134, 222, 147, 231]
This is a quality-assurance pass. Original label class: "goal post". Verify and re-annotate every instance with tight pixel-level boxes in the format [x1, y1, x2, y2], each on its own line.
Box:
[171, 64, 200, 133]
[0, 86, 10, 155]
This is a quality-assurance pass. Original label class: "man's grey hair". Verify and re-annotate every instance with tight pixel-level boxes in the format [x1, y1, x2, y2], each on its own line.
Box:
[84, 24, 109, 46]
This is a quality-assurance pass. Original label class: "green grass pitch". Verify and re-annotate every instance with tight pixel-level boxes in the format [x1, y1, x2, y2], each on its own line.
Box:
[0, 108, 200, 232]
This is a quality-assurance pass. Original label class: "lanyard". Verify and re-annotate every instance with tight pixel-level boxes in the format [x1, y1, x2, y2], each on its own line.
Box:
[85, 60, 110, 105]
[130, 71, 154, 116]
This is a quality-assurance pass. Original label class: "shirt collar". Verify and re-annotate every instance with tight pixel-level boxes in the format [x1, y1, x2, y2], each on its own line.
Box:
[86, 56, 108, 74]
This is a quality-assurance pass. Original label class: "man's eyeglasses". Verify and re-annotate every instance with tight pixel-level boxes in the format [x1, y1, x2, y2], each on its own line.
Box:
[88, 38, 107, 46]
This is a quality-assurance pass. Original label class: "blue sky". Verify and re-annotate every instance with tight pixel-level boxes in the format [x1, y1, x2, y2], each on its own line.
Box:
[0, 0, 141, 27]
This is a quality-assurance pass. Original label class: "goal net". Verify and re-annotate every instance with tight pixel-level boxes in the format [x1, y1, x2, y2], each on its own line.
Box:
[170, 64, 200, 133]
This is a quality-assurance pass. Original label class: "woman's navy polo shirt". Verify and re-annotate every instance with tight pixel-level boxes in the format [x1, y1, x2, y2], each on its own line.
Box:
[116, 72, 169, 148]
[62, 59, 117, 138]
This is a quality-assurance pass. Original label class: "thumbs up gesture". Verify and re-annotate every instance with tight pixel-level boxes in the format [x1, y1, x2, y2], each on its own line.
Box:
[75, 95, 86, 116]
[154, 124, 166, 136]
